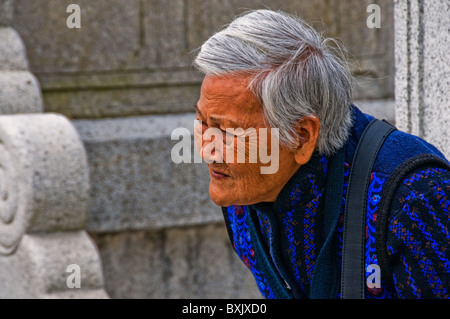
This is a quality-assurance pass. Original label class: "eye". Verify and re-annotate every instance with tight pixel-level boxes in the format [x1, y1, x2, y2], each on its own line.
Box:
[196, 117, 208, 129]
[222, 129, 236, 145]
[201, 122, 209, 133]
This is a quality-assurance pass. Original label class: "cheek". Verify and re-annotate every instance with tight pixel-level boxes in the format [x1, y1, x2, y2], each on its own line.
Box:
[229, 163, 263, 185]
[207, 130, 299, 206]
[223, 130, 259, 164]
[231, 149, 298, 202]
[227, 163, 268, 198]
[208, 163, 262, 206]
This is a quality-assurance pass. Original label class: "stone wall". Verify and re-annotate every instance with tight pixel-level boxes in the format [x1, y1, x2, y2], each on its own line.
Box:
[7, 0, 396, 298]
[394, 0, 450, 158]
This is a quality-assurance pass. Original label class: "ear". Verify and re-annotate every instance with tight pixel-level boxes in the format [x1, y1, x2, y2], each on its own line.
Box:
[293, 116, 321, 165]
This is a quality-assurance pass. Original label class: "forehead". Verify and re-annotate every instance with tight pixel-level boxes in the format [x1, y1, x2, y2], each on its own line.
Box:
[198, 75, 262, 114]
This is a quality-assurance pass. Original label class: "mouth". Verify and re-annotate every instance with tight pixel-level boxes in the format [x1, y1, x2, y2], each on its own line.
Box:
[210, 169, 230, 180]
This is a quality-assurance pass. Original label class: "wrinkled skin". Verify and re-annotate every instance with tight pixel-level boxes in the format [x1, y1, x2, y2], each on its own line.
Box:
[195, 74, 320, 207]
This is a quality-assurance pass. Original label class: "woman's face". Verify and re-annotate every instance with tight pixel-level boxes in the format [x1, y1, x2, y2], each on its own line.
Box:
[195, 75, 303, 207]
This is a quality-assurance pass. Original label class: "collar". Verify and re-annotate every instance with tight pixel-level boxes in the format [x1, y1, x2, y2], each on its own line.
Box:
[251, 152, 329, 215]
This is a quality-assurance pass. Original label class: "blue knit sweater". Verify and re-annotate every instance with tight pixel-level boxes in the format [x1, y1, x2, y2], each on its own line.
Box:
[222, 106, 450, 299]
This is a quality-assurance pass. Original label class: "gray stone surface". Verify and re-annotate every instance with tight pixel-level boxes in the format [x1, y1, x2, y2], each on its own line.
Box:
[13, 0, 142, 73]
[74, 113, 222, 233]
[0, 112, 108, 298]
[0, 114, 90, 235]
[0, 0, 14, 26]
[0, 71, 43, 114]
[141, 0, 189, 68]
[355, 99, 395, 125]
[42, 79, 201, 118]
[394, 0, 450, 158]
[90, 222, 261, 299]
[0, 27, 28, 70]
[337, 0, 395, 101]
[0, 10, 109, 298]
[0, 231, 108, 298]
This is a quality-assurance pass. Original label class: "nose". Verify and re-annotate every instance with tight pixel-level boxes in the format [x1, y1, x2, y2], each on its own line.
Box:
[194, 125, 224, 164]
[201, 133, 224, 164]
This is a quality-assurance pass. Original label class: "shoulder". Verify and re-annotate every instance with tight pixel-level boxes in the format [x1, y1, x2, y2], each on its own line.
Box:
[374, 129, 448, 175]
[389, 165, 450, 216]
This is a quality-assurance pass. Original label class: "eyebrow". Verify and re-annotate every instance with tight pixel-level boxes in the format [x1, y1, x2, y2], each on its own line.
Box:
[195, 103, 243, 128]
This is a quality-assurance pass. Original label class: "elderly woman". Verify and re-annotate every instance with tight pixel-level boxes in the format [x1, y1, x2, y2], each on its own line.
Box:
[193, 10, 450, 299]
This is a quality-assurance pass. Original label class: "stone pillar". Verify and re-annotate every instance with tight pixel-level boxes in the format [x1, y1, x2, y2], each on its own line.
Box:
[0, 114, 107, 298]
[394, 0, 450, 158]
[0, 0, 108, 298]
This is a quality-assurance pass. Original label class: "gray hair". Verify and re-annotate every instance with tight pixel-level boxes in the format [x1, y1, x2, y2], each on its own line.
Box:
[193, 9, 354, 156]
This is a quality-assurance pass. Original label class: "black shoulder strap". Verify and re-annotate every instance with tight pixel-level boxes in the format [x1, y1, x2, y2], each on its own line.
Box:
[341, 119, 396, 299]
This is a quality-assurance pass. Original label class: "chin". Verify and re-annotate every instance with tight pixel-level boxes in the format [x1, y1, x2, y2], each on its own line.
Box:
[209, 186, 258, 207]
[208, 184, 237, 207]
[209, 190, 233, 207]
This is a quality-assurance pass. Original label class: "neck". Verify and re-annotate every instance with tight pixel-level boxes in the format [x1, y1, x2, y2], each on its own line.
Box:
[251, 153, 328, 214]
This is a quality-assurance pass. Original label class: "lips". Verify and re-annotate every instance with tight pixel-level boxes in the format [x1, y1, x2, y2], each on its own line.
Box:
[210, 168, 230, 179]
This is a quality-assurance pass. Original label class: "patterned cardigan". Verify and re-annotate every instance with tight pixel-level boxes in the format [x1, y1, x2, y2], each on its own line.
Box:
[222, 106, 450, 299]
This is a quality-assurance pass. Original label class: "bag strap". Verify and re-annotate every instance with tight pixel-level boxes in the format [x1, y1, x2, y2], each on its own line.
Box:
[341, 119, 396, 299]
